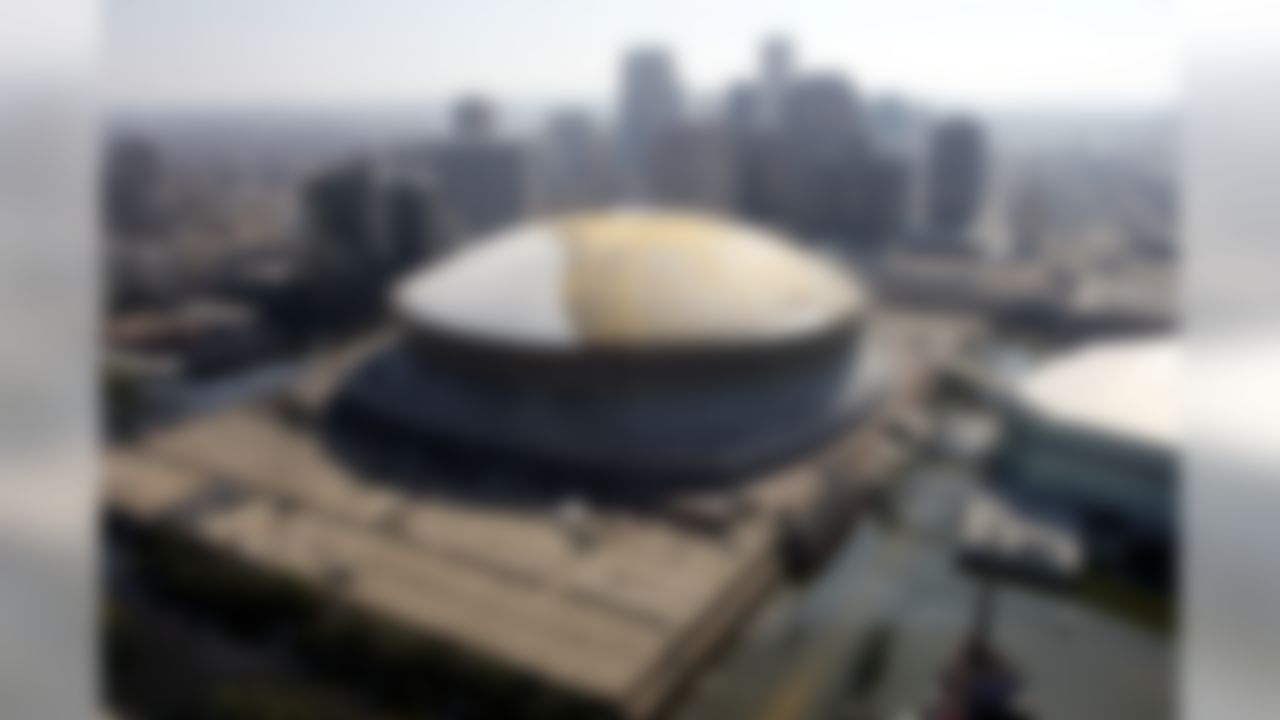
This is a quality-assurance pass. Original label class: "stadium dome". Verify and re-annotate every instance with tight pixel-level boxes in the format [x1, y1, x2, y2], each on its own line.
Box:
[1015, 336, 1179, 449]
[996, 336, 1179, 590]
[328, 211, 880, 494]
[394, 211, 862, 349]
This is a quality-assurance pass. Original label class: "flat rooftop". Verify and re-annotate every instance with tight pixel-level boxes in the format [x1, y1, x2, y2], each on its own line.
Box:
[107, 401, 905, 717]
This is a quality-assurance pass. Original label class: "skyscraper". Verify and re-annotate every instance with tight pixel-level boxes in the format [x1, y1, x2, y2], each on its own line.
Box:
[303, 160, 441, 330]
[926, 116, 988, 244]
[617, 47, 684, 200]
[105, 135, 167, 239]
[860, 97, 928, 247]
[453, 95, 496, 140]
[862, 152, 912, 247]
[783, 73, 863, 159]
[724, 82, 759, 138]
[428, 96, 527, 239]
[779, 73, 870, 248]
[380, 175, 440, 271]
[757, 35, 795, 133]
[531, 109, 619, 212]
[648, 122, 734, 211]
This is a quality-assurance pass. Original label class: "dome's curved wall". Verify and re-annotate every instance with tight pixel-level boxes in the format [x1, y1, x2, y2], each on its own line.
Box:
[328, 211, 874, 493]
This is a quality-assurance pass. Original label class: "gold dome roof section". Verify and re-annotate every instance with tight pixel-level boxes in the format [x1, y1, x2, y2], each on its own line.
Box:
[394, 210, 864, 352]
[560, 211, 862, 347]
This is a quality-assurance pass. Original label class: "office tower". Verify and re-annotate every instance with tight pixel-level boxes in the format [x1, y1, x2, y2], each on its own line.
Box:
[303, 160, 441, 329]
[724, 82, 759, 138]
[782, 73, 863, 160]
[757, 35, 795, 133]
[532, 109, 619, 212]
[779, 73, 870, 248]
[648, 122, 734, 211]
[381, 175, 440, 271]
[305, 161, 377, 265]
[105, 135, 167, 238]
[862, 152, 912, 249]
[867, 96, 915, 158]
[1008, 172, 1054, 258]
[926, 115, 989, 243]
[428, 96, 527, 238]
[453, 95, 495, 140]
[617, 47, 685, 200]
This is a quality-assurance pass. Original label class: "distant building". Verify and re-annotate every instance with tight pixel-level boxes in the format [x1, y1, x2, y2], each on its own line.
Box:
[303, 160, 442, 331]
[427, 97, 527, 239]
[727, 131, 790, 229]
[926, 116, 989, 245]
[720, 47, 891, 253]
[866, 96, 915, 157]
[617, 47, 685, 200]
[757, 35, 795, 133]
[453, 95, 496, 140]
[782, 73, 864, 162]
[380, 175, 439, 271]
[306, 161, 377, 255]
[531, 109, 619, 212]
[107, 300, 269, 378]
[648, 122, 735, 211]
[105, 135, 167, 238]
[779, 73, 872, 250]
[1008, 173, 1055, 258]
[862, 152, 912, 245]
[723, 82, 759, 137]
[866, 97, 928, 243]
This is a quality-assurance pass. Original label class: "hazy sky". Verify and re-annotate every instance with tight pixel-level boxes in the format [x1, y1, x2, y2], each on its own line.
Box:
[106, 0, 1177, 112]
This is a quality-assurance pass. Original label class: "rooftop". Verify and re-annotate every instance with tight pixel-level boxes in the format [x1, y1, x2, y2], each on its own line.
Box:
[1016, 336, 1179, 448]
[394, 210, 862, 350]
[105, 402, 895, 717]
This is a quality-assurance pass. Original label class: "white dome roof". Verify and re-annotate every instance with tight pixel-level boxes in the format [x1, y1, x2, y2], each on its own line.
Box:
[394, 211, 863, 349]
[1017, 336, 1179, 448]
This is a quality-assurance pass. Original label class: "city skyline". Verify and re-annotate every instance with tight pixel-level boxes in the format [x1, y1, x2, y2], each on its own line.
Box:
[107, 0, 1177, 113]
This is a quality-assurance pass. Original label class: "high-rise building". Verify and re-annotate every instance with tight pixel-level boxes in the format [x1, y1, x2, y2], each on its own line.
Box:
[778, 73, 871, 249]
[724, 82, 759, 138]
[725, 60, 883, 252]
[867, 96, 916, 158]
[531, 109, 619, 212]
[427, 97, 527, 239]
[865, 98, 931, 245]
[303, 160, 441, 330]
[862, 152, 912, 247]
[783, 73, 863, 160]
[757, 35, 795, 133]
[1008, 172, 1054, 258]
[453, 95, 496, 140]
[105, 135, 167, 238]
[648, 122, 735, 211]
[305, 161, 378, 266]
[926, 116, 988, 244]
[617, 47, 685, 200]
[380, 175, 439, 271]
